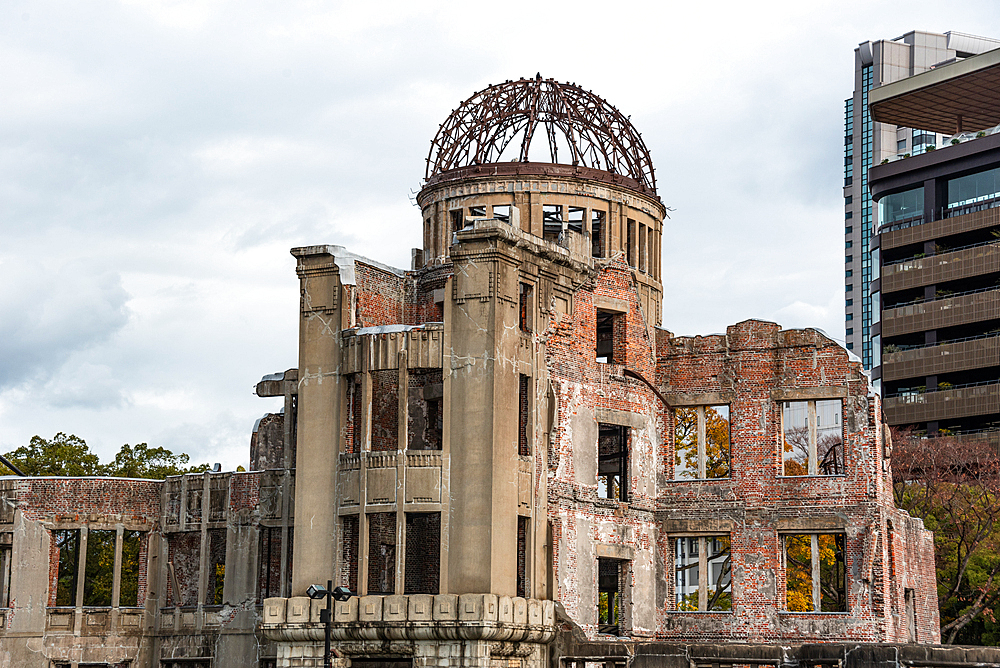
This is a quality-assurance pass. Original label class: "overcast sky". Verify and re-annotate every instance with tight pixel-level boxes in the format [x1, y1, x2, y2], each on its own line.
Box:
[2, 0, 999, 470]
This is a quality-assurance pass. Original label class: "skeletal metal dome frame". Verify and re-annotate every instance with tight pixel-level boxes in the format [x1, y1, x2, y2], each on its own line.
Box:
[425, 76, 657, 196]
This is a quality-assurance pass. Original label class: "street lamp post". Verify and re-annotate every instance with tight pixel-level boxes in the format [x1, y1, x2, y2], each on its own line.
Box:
[306, 582, 354, 668]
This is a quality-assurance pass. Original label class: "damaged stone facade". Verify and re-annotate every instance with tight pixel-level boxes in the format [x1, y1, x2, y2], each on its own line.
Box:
[0, 405, 297, 667]
[0, 78, 949, 667]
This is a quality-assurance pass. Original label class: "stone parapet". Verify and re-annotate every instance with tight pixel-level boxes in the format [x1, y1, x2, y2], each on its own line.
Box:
[261, 594, 557, 644]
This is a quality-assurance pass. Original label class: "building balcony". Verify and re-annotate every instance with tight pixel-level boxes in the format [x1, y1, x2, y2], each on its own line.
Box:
[882, 334, 1000, 382]
[880, 206, 1000, 251]
[881, 287, 1000, 338]
[882, 242, 1000, 293]
[884, 381, 1000, 425]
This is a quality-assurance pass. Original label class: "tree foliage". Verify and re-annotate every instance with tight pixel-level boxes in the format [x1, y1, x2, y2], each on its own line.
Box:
[892, 428, 1000, 644]
[675, 406, 730, 478]
[3, 433, 208, 480]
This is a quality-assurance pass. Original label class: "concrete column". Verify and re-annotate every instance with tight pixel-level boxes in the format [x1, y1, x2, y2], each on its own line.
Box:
[396, 349, 409, 595]
[291, 248, 344, 595]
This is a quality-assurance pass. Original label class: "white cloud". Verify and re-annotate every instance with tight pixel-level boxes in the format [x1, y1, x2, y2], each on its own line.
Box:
[2, 0, 999, 467]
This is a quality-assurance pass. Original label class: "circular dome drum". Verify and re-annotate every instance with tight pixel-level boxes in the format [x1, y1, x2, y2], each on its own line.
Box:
[426, 76, 657, 197]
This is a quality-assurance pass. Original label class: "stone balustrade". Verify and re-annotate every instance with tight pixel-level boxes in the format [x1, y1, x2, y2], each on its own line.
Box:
[261, 593, 557, 644]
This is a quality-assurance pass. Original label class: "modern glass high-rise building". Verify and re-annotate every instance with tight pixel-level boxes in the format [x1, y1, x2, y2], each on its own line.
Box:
[844, 31, 1000, 369]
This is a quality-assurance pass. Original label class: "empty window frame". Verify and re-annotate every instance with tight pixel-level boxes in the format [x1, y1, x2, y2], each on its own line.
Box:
[119, 530, 142, 607]
[404, 513, 440, 594]
[543, 205, 563, 243]
[595, 309, 621, 364]
[674, 406, 730, 480]
[0, 540, 11, 608]
[626, 219, 636, 267]
[518, 375, 531, 456]
[516, 516, 529, 598]
[493, 204, 511, 224]
[782, 533, 846, 612]
[591, 210, 605, 257]
[450, 209, 465, 234]
[781, 400, 843, 476]
[597, 424, 628, 501]
[597, 558, 623, 634]
[83, 529, 116, 606]
[367, 512, 396, 595]
[468, 205, 486, 217]
[206, 528, 226, 605]
[567, 206, 585, 234]
[54, 529, 80, 606]
[638, 223, 647, 272]
[519, 282, 533, 333]
[674, 536, 731, 611]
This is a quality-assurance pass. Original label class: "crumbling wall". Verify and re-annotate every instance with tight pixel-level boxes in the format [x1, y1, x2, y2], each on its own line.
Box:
[251, 412, 285, 471]
[167, 532, 201, 607]
[544, 261, 661, 638]
[354, 262, 406, 327]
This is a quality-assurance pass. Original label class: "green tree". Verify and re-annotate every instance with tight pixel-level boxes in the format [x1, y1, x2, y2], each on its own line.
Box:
[892, 428, 1000, 644]
[3, 434, 208, 480]
[104, 443, 208, 479]
[5, 433, 102, 476]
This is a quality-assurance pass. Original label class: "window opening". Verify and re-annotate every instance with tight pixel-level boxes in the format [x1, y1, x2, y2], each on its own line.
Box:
[450, 209, 465, 234]
[258, 526, 283, 602]
[119, 530, 142, 607]
[518, 375, 531, 456]
[519, 283, 533, 333]
[783, 533, 846, 612]
[591, 210, 605, 257]
[626, 219, 636, 267]
[781, 400, 843, 475]
[638, 224, 647, 272]
[54, 529, 80, 606]
[567, 206, 585, 234]
[0, 541, 9, 608]
[597, 558, 622, 634]
[468, 205, 486, 217]
[407, 369, 443, 451]
[367, 512, 396, 595]
[542, 205, 563, 243]
[493, 204, 511, 224]
[595, 309, 619, 363]
[674, 406, 730, 479]
[404, 513, 440, 594]
[206, 528, 226, 605]
[674, 535, 731, 611]
[516, 516, 528, 598]
[597, 424, 628, 501]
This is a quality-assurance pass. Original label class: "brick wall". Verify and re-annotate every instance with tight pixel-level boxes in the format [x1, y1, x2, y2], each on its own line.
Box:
[403, 512, 440, 594]
[371, 370, 399, 452]
[367, 512, 396, 595]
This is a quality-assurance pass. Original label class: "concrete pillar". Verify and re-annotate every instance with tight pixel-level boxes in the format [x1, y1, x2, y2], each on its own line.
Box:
[291, 248, 344, 595]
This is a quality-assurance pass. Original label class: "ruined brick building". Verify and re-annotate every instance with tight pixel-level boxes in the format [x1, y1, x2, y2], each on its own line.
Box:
[0, 77, 975, 668]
